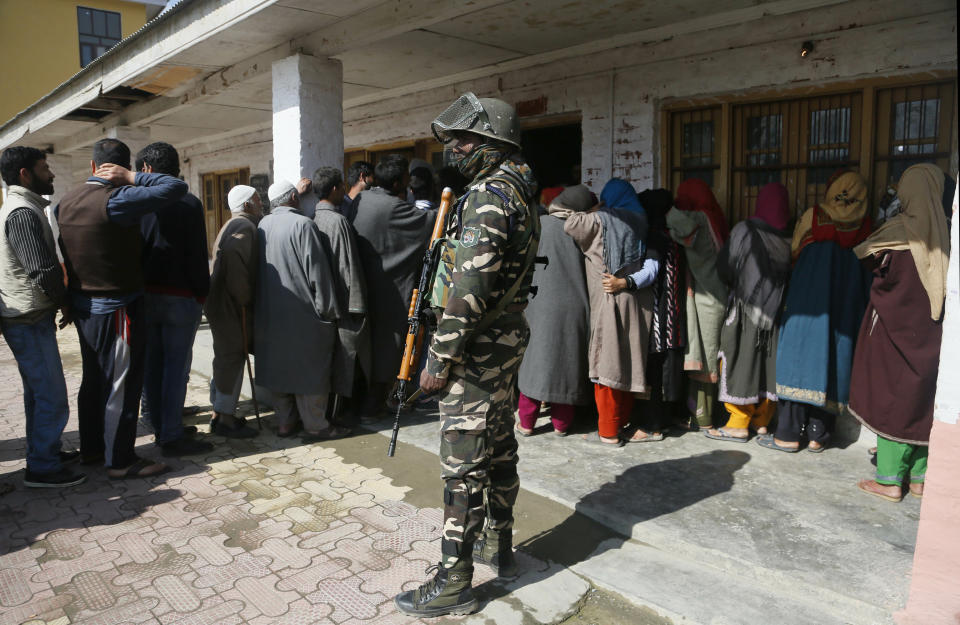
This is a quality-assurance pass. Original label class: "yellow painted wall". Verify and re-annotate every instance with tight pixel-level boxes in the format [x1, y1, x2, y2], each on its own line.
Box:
[0, 0, 147, 126]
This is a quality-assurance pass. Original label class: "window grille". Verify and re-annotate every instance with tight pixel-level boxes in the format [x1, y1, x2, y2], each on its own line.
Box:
[669, 107, 720, 192]
[874, 82, 955, 196]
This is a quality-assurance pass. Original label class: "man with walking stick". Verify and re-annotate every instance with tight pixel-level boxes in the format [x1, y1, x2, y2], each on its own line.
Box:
[205, 185, 261, 438]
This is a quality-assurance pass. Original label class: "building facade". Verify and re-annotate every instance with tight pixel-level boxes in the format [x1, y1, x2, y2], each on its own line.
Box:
[0, 0, 956, 252]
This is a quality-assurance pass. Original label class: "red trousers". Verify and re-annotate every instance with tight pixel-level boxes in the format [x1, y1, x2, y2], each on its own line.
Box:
[517, 392, 575, 433]
[594, 384, 634, 438]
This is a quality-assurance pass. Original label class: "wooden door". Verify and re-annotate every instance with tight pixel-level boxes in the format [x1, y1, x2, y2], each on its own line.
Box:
[201, 168, 250, 256]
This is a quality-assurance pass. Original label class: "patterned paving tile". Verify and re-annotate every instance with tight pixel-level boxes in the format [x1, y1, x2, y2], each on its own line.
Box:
[0, 332, 556, 625]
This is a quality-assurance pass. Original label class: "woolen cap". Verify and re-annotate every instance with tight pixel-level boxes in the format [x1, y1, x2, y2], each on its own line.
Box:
[227, 185, 257, 212]
[267, 179, 296, 202]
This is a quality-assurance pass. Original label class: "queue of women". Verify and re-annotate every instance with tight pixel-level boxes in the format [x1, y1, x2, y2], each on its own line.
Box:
[516, 163, 955, 503]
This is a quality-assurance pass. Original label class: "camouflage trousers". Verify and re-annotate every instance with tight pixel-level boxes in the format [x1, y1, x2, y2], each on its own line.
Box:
[437, 313, 528, 567]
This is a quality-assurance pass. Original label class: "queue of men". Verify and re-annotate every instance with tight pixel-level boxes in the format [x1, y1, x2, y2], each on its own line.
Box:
[0, 135, 449, 479]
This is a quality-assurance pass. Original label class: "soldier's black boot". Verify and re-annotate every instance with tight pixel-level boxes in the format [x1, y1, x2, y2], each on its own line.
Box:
[473, 528, 518, 577]
[394, 559, 478, 617]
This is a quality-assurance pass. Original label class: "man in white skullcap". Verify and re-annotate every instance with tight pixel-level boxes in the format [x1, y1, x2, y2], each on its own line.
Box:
[204, 184, 262, 438]
[255, 179, 351, 441]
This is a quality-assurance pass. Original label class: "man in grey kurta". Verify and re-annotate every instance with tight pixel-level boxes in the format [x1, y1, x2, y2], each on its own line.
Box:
[255, 180, 350, 441]
[205, 185, 261, 438]
[309, 167, 370, 421]
[351, 155, 434, 419]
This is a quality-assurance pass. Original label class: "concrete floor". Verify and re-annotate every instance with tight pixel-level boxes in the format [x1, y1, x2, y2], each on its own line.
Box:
[0, 323, 916, 625]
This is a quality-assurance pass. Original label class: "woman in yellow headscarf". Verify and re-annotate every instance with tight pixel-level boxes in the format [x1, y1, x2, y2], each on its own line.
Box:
[850, 164, 954, 502]
[758, 170, 873, 454]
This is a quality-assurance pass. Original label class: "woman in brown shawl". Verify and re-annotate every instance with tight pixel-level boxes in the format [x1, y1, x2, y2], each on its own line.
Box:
[851, 164, 954, 502]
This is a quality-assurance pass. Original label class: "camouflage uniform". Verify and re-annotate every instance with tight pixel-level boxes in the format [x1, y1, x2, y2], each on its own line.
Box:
[425, 160, 539, 567]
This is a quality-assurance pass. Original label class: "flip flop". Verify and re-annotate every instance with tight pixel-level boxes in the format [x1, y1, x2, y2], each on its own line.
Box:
[857, 479, 903, 502]
[626, 430, 665, 443]
[807, 443, 827, 454]
[515, 425, 534, 437]
[703, 429, 749, 443]
[583, 434, 625, 448]
[755, 434, 800, 453]
[108, 457, 169, 480]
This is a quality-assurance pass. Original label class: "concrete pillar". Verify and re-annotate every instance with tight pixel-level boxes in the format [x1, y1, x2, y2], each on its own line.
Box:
[106, 126, 151, 169]
[271, 54, 343, 217]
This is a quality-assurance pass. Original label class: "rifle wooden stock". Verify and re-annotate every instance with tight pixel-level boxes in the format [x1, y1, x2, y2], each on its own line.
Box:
[388, 187, 455, 457]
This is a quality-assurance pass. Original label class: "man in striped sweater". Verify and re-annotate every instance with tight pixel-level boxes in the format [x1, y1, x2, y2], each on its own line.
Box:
[0, 146, 84, 488]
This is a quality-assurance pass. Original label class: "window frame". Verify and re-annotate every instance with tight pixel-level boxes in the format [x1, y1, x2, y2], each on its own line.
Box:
[662, 73, 957, 227]
[77, 6, 122, 68]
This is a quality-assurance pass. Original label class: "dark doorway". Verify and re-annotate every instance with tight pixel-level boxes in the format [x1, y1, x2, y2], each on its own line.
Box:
[520, 122, 582, 189]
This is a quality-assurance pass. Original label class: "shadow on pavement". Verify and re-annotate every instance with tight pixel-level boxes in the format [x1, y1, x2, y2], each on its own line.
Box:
[473, 449, 751, 608]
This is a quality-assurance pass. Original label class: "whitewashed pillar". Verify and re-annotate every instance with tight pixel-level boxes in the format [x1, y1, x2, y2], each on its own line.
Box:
[271, 54, 343, 218]
[106, 126, 151, 169]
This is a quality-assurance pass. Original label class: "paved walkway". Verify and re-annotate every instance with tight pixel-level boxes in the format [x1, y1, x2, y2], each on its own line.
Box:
[0, 322, 923, 625]
[0, 330, 594, 625]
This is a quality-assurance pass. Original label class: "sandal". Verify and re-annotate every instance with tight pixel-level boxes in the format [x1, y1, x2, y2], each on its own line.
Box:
[703, 429, 749, 443]
[108, 457, 169, 480]
[626, 429, 664, 443]
[515, 424, 534, 437]
[301, 425, 352, 443]
[277, 422, 303, 438]
[807, 442, 827, 454]
[755, 434, 800, 453]
[584, 433, 625, 448]
[857, 479, 903, 503]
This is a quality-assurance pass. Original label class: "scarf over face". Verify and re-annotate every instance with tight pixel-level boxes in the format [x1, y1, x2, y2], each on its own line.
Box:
[854, 163, 951, 320]
[727, 182, 792, 331]
[791, 170, 871, 256]
[548, 184, 593, 220]
[598, 178, 647, 275]
[675, 178, 729, 250]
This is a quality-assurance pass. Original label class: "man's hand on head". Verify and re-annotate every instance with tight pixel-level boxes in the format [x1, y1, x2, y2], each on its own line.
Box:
[94, 164, 136, 187]
[296, 178, 313, 195]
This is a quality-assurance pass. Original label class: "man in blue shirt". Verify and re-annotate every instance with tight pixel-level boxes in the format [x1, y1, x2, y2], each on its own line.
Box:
[57, 138, 188, 480]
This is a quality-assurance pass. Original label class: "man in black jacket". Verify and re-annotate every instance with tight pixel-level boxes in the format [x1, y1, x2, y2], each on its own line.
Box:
[137, 142, 213, 457]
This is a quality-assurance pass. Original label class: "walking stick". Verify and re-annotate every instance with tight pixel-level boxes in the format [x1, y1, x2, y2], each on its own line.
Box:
[241, 308, 262, 430]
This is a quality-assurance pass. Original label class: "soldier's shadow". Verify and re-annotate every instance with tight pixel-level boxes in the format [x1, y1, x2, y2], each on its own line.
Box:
[470, 449, 750, 610]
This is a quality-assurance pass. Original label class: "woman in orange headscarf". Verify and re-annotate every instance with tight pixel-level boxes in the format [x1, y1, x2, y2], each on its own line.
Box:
[666, 178, 730, 428]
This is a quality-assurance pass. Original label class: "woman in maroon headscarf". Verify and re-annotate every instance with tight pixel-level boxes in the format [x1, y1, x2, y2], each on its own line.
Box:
[666, 179, 730, 428]
[705, 183, 792, 442]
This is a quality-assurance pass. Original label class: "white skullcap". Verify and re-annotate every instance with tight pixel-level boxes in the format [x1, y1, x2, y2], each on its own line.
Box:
[227, 185, 257, 212]
[267, 179, 296, 202]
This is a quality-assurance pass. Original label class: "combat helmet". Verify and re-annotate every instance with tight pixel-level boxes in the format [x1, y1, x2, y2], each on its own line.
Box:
[431, 92, 520, 149]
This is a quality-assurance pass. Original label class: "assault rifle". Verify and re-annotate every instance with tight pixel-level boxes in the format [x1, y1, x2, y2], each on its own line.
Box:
[388, 187, 455, 457]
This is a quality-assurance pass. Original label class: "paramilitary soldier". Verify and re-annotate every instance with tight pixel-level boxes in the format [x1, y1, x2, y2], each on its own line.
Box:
[394, 93, 540, 617]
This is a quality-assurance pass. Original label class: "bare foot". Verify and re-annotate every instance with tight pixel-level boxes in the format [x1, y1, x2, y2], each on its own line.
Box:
[909, 482, 924, 498]
[857, 479, 903, 502]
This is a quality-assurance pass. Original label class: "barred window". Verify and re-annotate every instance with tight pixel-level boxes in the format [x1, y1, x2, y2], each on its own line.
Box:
[874, 82, 955, 193]
[669, 107, 720, 192]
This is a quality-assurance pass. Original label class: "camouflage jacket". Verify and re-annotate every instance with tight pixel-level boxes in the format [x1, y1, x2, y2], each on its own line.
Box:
[425, 158, 539, 379]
